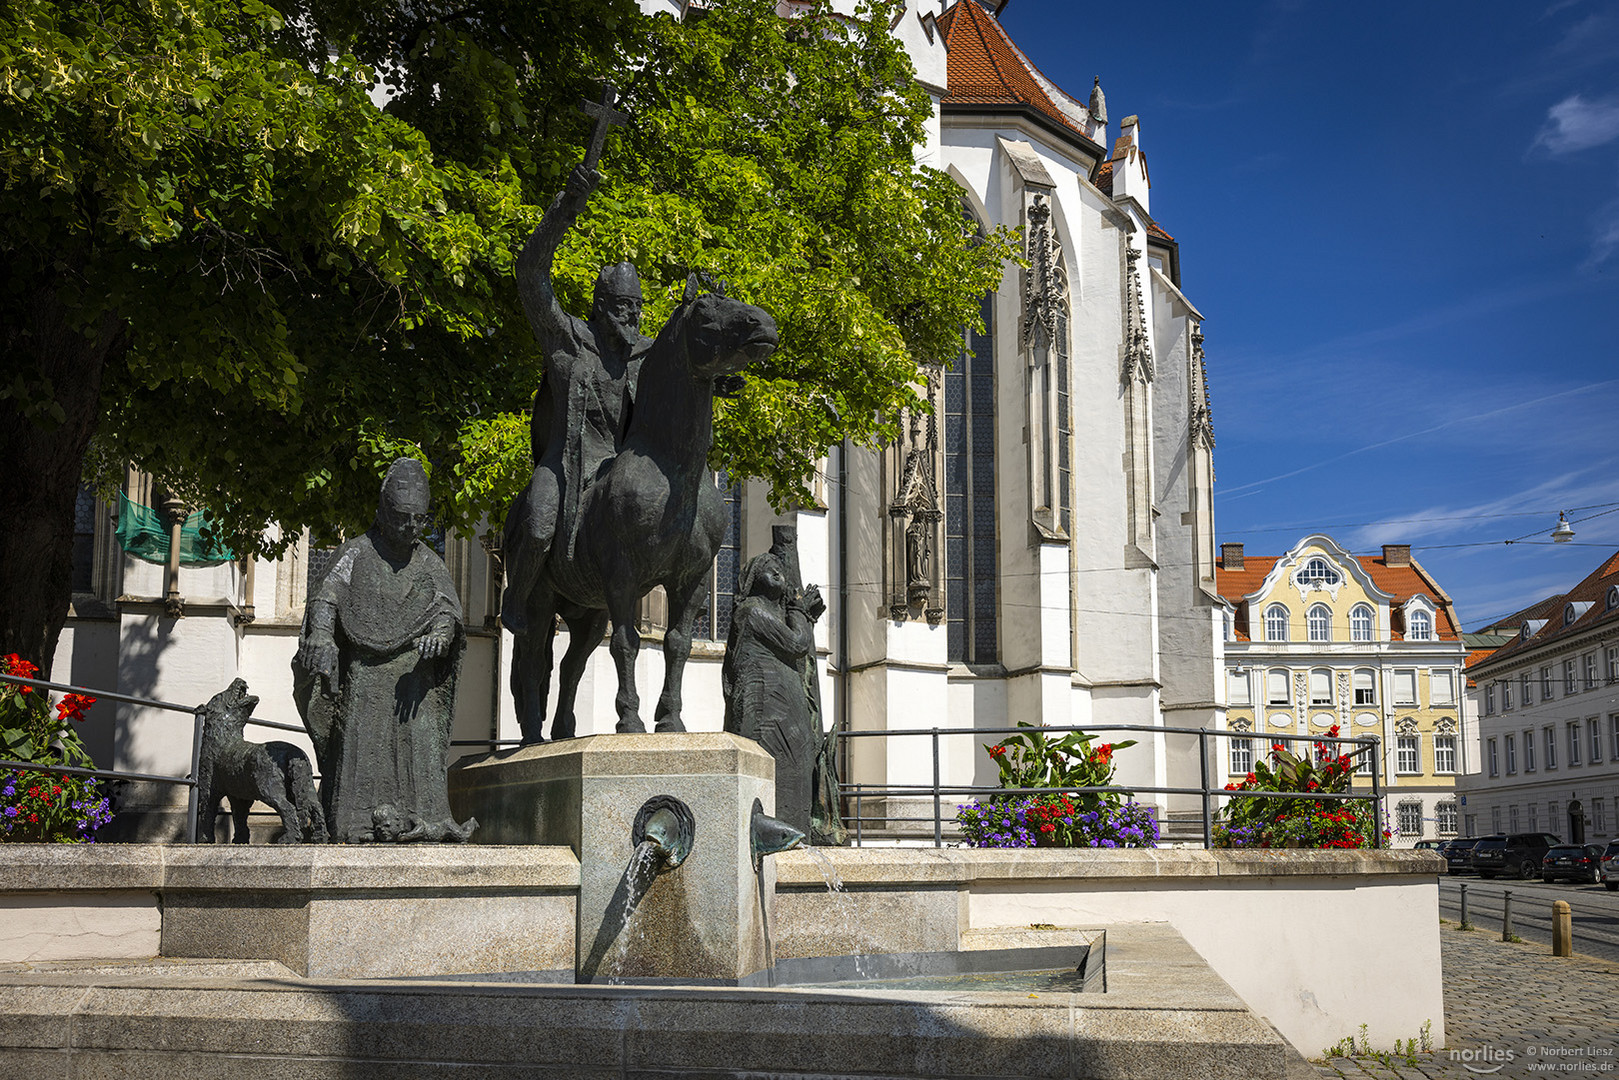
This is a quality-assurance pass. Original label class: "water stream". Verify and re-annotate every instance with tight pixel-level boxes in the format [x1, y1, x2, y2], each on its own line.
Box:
[796, 846, 874, 979]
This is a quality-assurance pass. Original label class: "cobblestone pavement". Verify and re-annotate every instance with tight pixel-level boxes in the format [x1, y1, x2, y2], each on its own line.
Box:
[1312, 920, 1619, 1079]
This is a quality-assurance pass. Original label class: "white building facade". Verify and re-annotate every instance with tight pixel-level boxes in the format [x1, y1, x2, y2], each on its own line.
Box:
[1460, 552, 1619, 844]
[52, 0, 1224, 839]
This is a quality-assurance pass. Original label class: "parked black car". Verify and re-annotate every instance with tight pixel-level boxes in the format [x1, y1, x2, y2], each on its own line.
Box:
[1443, 836, 1493, 875]
[1541, 844, 1605, 884]
[1473, 833, 1561, 880]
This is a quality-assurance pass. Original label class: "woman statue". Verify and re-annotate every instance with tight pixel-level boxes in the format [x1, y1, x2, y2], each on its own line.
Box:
[723, 526, 844, 841]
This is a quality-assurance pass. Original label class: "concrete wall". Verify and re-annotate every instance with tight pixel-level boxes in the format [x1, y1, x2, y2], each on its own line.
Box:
[775, 846, 1446, 1057]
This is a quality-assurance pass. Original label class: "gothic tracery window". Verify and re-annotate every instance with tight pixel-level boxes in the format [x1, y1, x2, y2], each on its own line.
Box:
[946, 293, 997, 664]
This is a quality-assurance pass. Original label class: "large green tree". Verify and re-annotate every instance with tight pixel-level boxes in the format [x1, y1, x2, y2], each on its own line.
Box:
[0, 0, 1010, 675]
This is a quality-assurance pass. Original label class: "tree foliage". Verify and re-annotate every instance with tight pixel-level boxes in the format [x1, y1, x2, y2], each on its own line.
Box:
[0, 0, 1010, 669]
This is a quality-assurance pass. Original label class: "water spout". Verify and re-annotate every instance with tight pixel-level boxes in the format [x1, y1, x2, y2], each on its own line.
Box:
[632, 794, 695, 872]
[750, 798, 806, 871]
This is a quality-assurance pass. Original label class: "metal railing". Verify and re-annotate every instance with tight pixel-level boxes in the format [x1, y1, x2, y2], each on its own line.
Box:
[832, 722, 1384, 849]
[0, 672, 307, 842]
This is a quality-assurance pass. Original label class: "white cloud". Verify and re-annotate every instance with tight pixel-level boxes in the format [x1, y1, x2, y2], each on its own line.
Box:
[1590, 195, 1619, 265]
[1534, 93, 1619, 154]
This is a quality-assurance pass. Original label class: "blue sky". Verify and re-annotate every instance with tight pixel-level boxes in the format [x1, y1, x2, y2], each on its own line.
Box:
[997, 0, 1619, 630]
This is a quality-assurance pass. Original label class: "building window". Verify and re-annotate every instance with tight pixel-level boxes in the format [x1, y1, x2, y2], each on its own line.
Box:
[1310, 668, 1332, 705]
[1569, 721, 1582, 766]
[1398, 735, 1421, 775]
[1545, 726, 1557, 769]
[1264, 605, 1289, 642]
[1528, 803, 1539, 831]
[1299, 557, 1340, 586]
[1487, 737, 1498, 777]
[1431, 670, 1455, 706]
[1611, 715, 1619, 762]
[1436, 800, 1458, 836]
[1503, 680, 1514, 710]
[1397, 800, 1423, 838]
[1407, 609, 1433, 641]
[1307, 604, 1331, 643]
[1509, 805, 1520, 831]
[71, 484, 97, 593]
[1584, 653, 1598, 691]
[1520, 672, 1533, 705]
[1608, 646, 1619, 684]
[1228, 669, 1251, 705]
[1549, 801, 1560, 831]
[688, 472, 743, 640]
[1355, 738, 1374, 775]
[1491, 807, 1502, 833]
[1596, 798, 1608, 835]
[1230, 734, 1253, 775]
[1484, 684, 1495, 715]
[1504, 734, 1516, 775]
[1541, 666, 1554, 699]
[1565, 659, 1578, 694]
[1393, 669, 1417, 706]
[1434, 735, 1457, 774]
[1353, 669, 1376, 705]
[1349, 604, 1373, 642]
[1523, 731, 1535, 772]
[945, 292, 997, 664]
[1591, 718, 1603, 763]
[1267, 669, 1290, 705]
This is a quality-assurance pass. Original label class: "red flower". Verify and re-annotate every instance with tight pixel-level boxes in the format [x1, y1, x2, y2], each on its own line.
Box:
[988, 744, 1007, 759]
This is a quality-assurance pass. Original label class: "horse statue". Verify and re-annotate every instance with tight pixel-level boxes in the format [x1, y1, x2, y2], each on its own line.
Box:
[509, 275, 779, 740]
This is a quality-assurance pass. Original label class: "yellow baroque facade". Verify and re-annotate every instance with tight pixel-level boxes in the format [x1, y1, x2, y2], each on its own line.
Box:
[1215, 534, 1468, 845]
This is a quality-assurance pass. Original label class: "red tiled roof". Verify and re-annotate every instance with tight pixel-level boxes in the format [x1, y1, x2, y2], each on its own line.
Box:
[937, 1, 1094, 146]
[1214, 551, 1463, 641]
[1145, 218, 1175, 243]
[1469, 550, 1619, 668]
[1092, 160, 1113, 195]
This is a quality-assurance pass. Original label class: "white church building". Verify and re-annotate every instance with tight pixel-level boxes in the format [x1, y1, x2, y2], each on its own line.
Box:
[54, 0, 1225, 839]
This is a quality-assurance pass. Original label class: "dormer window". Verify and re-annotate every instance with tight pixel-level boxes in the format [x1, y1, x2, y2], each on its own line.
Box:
[1565, 601, 1593, 626]
[1408, 609, 1433, 641]
[1566, 604, 1578, 626]
[1607, 585, 1618, 612]
[1299, 558, 1340, 587]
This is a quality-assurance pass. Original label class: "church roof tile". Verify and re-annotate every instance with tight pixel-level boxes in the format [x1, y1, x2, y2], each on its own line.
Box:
[937, 0, 1096, 146]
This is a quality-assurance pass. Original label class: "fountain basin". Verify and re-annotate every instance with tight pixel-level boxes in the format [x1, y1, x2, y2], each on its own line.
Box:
[0, 923, 1296, 1079]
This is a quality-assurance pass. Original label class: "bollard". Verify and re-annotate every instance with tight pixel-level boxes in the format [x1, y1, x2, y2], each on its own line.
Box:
[1502, 889, 1514, 942]
[1459, 883, 1472, 930]
[1552, 900, 1573, 957]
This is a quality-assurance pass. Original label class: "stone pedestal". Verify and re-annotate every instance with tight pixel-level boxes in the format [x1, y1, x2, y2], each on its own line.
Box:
[449, 733, 777, 983]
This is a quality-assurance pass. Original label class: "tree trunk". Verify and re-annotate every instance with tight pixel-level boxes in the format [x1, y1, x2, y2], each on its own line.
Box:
[0, 269, 124, 679]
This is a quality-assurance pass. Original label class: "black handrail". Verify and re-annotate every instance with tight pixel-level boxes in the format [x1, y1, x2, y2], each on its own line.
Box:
[831, 722, 1387, 849]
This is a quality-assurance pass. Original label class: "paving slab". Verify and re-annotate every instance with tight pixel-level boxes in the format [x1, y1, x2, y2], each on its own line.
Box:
[1312, 921, 1619, 1080]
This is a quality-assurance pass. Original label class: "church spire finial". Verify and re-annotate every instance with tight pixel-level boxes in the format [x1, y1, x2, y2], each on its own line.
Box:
[1089, 76, 1108, 126]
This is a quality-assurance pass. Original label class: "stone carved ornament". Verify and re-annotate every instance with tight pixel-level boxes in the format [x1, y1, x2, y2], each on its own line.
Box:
[1023, 193, 1066, 353]
[889, 369, 943, 621]
[1122, 244, 1154, 384]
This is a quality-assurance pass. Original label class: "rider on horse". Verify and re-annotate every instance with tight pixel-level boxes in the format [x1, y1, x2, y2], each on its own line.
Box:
[503, 163, 650, 632]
